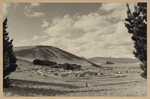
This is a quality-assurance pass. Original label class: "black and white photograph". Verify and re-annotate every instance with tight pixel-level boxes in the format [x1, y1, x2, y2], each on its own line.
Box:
[3, 2, 147, 96]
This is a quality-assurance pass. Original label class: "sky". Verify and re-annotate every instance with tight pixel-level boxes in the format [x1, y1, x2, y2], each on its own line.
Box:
[3, 3, 137, 58]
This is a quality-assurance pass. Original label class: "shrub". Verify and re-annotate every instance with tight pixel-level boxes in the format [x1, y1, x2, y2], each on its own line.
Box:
[61, 63, 81, 70]
[33, 59, 57, 66]
[33, 59, 42, 65]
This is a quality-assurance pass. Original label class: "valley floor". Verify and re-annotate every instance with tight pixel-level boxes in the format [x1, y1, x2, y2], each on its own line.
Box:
[3, 62, 147, 96]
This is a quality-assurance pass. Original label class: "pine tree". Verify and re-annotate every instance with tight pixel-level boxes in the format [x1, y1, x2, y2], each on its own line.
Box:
[125, 3, 147, 78]
[3, 18, 18, 88]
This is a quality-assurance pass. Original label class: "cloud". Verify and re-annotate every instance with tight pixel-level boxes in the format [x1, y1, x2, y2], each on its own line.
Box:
[41, 3, 136, 58]
[32, 35, 39, 40]
[25, 3, 40, 9]
[26, 12, 45, 18]
[45, 15, 75, 37]
[100, 3, 125, 11]
[41, 20, 49, 28]
[98, 3, 136, 21]
[24, 3, 45, 18]
[24, 3, 40, 11]
[3, 3, 10, 16]
[30, 3, 40, 7]
[32, 35, 47, 40]
[14, 39, 29, 46]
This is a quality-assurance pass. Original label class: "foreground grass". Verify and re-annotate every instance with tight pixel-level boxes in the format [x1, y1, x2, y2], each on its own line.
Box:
[4, 75, 146, 97]
[4, 79, 80, 96]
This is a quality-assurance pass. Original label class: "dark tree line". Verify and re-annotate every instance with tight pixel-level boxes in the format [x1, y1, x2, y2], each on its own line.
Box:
[125, 3, 147, 78]
[3, 18, 18, 88]
[33, 59, 81, 70]
[33, 59, 57, 66]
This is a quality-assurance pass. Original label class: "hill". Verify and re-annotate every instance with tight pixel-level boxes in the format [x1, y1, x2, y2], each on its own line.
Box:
[14, 45, 91, 67]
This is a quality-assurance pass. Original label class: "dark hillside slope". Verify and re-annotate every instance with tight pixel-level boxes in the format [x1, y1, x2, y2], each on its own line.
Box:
[14, 46, 91, 66]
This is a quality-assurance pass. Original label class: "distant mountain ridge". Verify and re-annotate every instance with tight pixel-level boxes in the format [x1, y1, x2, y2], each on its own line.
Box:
[88, 57, 139, 64]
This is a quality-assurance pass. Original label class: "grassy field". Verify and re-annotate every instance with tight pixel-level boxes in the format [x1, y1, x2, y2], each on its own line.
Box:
[3, 60, 147, 96]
